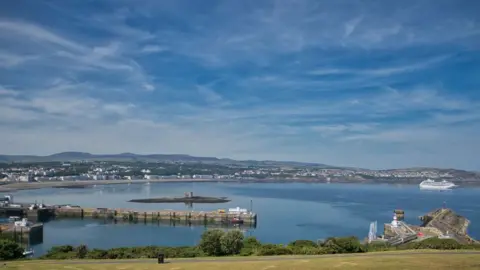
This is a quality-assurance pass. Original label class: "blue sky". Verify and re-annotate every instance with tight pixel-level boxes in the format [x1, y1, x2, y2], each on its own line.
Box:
[0, 0, 479, 170]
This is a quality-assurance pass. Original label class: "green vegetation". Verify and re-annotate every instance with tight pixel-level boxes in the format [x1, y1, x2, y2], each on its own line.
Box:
[0, 239, 24, 260]
[34, 230, 480, 261]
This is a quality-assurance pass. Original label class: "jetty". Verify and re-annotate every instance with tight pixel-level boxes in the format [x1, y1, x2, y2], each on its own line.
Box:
[0, 204, 257, 228]
[0, 219, 43, 245]
[0, 193, 256, 227]
[54, 206, 256, 227]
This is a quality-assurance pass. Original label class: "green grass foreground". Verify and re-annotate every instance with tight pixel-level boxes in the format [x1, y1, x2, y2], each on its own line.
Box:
[5, 251, 480, 270]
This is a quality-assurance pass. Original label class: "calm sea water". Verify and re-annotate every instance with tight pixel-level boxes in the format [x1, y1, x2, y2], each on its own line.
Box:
[5, 182, 480, 256]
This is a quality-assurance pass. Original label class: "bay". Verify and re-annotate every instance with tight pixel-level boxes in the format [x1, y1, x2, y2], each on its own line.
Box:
[6, 182, 480, 256]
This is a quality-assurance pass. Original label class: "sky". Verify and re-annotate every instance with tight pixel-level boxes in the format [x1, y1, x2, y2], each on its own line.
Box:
[0, 0, 479, 170]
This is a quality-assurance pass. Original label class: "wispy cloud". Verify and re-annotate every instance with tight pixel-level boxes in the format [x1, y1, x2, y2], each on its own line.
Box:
[309, 55, 451, 77]
[0, 51, 39, 67]
[0, 20, 85, 52]
[0, 0, 478, 169]
[344, 16, 364, 38]
[141, 45, 167, 53]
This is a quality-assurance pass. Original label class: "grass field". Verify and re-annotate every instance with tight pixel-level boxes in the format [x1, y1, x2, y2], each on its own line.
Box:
[4, 252, 480, 270]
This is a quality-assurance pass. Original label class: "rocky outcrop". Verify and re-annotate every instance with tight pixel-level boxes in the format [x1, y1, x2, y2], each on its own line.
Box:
[383, 208, 477, 244]
[419, 208, 476, 244]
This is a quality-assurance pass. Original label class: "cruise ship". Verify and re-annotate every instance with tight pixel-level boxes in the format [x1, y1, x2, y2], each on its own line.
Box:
[419, 179, 457, 190]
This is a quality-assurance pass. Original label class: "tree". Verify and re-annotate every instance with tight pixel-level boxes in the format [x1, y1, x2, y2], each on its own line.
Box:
[199, 229, 225, 256]
[75, 244, 89, 259]
[243, 236, 261, 248]
[0, 239, 23, 260]
[220, 230, 244, 255]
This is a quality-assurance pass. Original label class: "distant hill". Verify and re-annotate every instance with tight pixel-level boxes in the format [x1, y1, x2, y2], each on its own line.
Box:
[0, 152, 331, 167]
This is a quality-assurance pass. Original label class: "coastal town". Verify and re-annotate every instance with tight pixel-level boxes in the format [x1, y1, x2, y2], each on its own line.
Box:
[0, 159, 478, 184]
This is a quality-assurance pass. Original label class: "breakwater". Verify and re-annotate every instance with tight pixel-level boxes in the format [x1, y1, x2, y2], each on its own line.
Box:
[55, 207, 256, 227]
[0, 223, 43, 245]
[0, 205, 257, 227]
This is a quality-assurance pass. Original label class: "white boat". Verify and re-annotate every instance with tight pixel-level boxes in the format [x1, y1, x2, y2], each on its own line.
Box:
[22, 248, 34, 257]
[419, 179, 456, 190]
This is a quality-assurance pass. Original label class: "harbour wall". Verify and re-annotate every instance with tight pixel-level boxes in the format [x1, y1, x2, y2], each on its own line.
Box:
[54, 207, 257, 227]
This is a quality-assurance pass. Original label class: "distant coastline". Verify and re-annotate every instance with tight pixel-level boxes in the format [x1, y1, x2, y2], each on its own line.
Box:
[0, 178, 479, 192]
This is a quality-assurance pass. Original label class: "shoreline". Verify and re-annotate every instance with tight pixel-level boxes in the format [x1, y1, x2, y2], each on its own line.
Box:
[0, 178, 478, 192]
[0, 178, 228, 192]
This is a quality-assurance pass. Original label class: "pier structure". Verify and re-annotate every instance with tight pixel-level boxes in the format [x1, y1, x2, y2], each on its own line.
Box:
[54, 206, 257, 227]
[0, 219, 43, 245]
[384, 214, 418, 245]
[0, 203, 257, 227]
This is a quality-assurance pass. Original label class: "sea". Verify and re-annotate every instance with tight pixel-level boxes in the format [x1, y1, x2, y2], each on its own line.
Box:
[4, 182, 480, 256]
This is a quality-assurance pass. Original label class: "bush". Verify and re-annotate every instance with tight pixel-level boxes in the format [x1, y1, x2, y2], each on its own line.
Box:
[257, 244, 293, 256]
[36, 235, 480, 260]
[244, 236, 261, 248]
[290, 246, 329, 255]
[161, 246, 203, 258]
[461, 243, 480, 250]
[322, 236, 364, 254]
[47, 245, 74, 254]
[75, 244, 89, 259]
[240, 236, 262, 256]
[364, 242, 393, 252]
[288, 240, 318, 248]
[199, 229, 226, 256]
[0, 239, 24, 260]
[220, 230, 244, 255]
[408, 237, 462, 250]
[86, 249, 107, 259]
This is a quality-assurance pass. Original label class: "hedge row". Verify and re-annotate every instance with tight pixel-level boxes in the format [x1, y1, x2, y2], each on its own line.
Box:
[39, 232, 480, 260]
[3, 229, 480, 261]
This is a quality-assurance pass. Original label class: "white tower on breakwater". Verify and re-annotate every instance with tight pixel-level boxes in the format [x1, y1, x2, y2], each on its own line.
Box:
[391, 214, 399, 228]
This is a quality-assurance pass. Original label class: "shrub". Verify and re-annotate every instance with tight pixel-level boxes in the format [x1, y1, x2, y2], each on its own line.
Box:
[0, 239, 23, 260]
[86, 249, 107, 259]
[40, 251, 78, 260]
[461, 243, 480, 250]
[161, 246, 203, 258]
[240, 236, 262, 256]
[290, 246, 328, 255]
[322, 236, 364, 254]
[288, 240, 318, 248]
[364, 242, 393, 252]
[220, 230, 244, 255]
[47, 245, 74, 254]
[257, 244, 293, 256]
[75, 244, 89, 259]
[199, 229, 225, 256]
[243, 236, 261, 248]
[410, 237, 462, 250]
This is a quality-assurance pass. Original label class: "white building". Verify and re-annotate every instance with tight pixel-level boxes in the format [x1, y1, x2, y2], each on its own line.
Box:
[228, 207, 248, 214]
[18, 174, 33, 182]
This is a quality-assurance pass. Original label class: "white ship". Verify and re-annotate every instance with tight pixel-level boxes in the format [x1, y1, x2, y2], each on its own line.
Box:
[419, 179, 456, 190]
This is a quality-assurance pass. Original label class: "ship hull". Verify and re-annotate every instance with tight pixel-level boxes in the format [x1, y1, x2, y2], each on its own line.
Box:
[419, 184, 456, 190]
